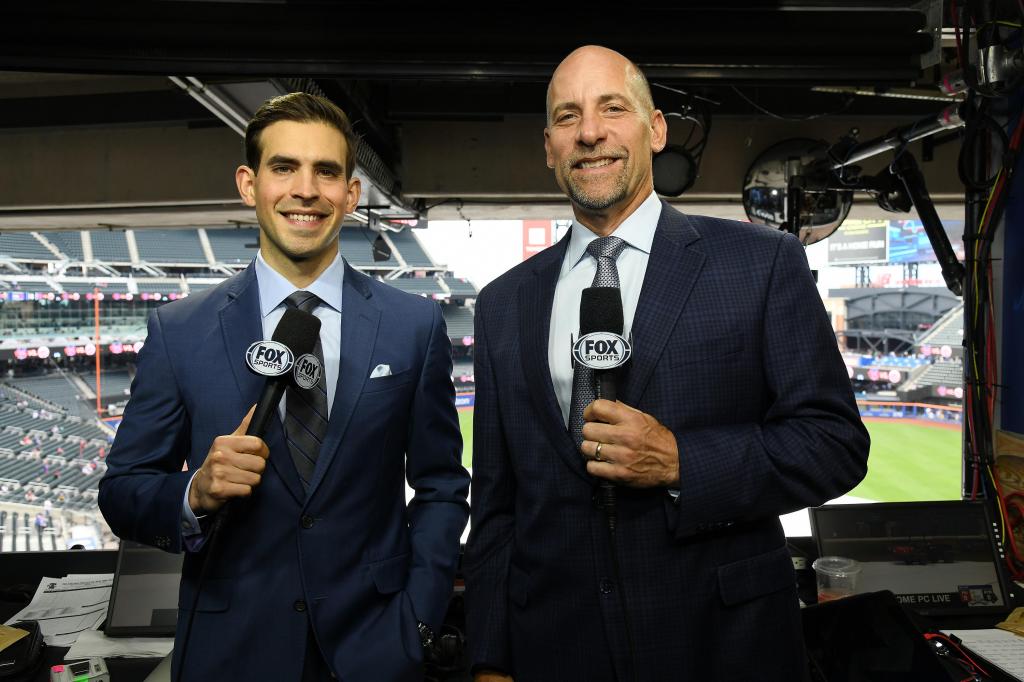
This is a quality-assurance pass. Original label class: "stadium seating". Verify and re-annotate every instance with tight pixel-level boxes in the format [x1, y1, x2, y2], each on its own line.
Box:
[134, 229, 208, 265]
[339, 229, 388, 267]
[917, 303, 964, 350]
[906, 360, 963, 389]
[135, 281, 183, 295]
[442, 275, 478, 297]
[5, 376, 82, 413]
[387, 230, 435, 268]
[443, 306, 474, 338]
[79, 369, 132, 402]
[40, 232, 85, 261]
[0, 233, 54, 261]
[61, 282, 130, 294]
[206, 227, 259, 265]
[386, 276, 445, 296]
[88, 231, 131, 263]
[0, 392, 112, 517]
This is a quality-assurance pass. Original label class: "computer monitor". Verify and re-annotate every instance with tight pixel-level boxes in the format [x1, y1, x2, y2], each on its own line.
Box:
[104, 540, 183, 637]
[810, 501, 1015, 617]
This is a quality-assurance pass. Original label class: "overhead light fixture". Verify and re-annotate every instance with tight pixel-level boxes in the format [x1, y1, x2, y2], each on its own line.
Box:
[168, 76, 249, 135]
[364, 212, 392, 262]
[372, 234, 392, 262]
[650, 99, 712, 197]
[653, 146, 697, 196]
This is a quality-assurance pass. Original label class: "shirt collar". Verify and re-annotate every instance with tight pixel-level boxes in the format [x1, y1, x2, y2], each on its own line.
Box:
[254, 250, 345, 318]
[564, 191, 662, 272]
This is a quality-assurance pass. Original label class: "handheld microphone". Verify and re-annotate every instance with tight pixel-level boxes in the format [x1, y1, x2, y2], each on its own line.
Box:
[245, 308, 321, 438]
[578, 287, 627, 533]
[579, 287, 625, 402]
[213, 308, 320, 529]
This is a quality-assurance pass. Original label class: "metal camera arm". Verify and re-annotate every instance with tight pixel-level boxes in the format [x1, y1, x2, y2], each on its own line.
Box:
[825, 107, 966, 296]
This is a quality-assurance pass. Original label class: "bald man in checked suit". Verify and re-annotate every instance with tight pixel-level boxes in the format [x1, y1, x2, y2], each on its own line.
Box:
[464, 46, 868, 682]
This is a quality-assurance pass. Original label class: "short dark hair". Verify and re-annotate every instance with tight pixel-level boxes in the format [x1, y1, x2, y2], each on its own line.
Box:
[244, 92, 358, 178]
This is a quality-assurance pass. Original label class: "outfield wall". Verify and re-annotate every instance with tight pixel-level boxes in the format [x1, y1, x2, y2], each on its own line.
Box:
[858, 400, 962, 425]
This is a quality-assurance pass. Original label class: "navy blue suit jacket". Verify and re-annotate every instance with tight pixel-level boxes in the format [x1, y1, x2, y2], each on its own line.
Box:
[99, 261, 469, 682]
[464, 205, 869, 682]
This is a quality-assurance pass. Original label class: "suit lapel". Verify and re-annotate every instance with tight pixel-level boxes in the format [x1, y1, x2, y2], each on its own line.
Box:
[306, 262, 380, 499]
[621, 204, 706, 407]
[218, 265, 304, 505]
[518, 234, 590, 481]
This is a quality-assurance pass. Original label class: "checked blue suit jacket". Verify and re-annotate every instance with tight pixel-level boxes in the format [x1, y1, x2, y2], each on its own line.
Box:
[99, 260, 469, 682]
[464, 204, 869, 682]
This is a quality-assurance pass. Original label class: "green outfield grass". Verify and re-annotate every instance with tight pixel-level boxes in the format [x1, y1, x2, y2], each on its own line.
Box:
[459, 409, 473, 468]
[848, 419, 962, 502]
[459, 409, 963, 502]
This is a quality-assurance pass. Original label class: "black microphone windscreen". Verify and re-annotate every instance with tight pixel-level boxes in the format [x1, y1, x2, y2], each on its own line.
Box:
[273, 307, 321, 359]
[580, 287, 623, 335]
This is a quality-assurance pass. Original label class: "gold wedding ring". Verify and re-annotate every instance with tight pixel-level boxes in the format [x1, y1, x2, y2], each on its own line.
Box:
[595, 442, 603, 461]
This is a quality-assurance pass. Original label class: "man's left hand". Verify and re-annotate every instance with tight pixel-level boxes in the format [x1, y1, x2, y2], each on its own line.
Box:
[581, 399, 679, 487]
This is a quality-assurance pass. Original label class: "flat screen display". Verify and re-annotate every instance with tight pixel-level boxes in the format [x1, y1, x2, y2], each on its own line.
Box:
[810, 501, 1012, 616]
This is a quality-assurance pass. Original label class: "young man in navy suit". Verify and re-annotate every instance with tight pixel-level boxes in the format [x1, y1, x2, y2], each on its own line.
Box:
[100, 93, 469, 681]
[464, 46, 869, 682]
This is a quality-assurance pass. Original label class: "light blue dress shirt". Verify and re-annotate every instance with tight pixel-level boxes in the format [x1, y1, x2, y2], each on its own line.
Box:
[180, 250, 345, 544]
[547, 191, 662, 426]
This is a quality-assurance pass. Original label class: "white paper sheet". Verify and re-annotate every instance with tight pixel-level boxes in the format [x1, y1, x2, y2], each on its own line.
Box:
[943, 628, 1024, 681]
[3, 574, 113, 647]
[65, 629, 174, 660]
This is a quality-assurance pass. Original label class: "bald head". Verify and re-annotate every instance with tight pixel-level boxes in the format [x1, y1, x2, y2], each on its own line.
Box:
[546, 45, 655, 124]
[542, 44, 667, 233]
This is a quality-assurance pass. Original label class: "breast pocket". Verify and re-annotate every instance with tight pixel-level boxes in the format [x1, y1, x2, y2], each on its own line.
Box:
[362, 369, 414, 394]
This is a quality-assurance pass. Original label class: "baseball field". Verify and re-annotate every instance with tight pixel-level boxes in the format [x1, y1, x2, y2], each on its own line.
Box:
[457, 408, 962, 503]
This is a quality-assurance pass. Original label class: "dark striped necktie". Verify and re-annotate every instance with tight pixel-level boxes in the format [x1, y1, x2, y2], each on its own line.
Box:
[569, 236, 627, 448]
[283, 291, 328, 490]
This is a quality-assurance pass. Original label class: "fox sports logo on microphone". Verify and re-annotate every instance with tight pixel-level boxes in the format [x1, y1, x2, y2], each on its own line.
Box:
[572, 332, 631, 370]
[293, 353, 323, 390]
[245, 340, 294, 376]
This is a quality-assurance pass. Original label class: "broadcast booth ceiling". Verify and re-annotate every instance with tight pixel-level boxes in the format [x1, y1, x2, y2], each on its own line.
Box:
[0, 1, 964, 230]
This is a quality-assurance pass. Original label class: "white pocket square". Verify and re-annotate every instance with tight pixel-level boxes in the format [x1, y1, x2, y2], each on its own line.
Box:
[370, 364, 392, 378]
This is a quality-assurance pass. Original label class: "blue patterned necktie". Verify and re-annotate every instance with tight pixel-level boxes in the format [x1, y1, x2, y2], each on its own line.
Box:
[569, 236, 627, 448]
[282, 291, 328, 490]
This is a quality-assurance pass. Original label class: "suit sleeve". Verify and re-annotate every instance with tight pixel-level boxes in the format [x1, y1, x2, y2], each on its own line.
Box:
[668, 233, 869, 539]
[462, 294, 516, 674]
[404, 302, 471, 629]
[98, 308, 193, 552]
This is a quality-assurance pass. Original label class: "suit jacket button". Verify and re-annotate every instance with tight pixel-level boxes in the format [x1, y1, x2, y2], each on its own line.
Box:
[301, 515, 314, 529]
[294, 600, 307, 612]
[599, 579, 615, 595]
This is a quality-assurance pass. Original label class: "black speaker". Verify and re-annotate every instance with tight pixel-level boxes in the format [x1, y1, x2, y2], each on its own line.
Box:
[652, 144, 698, 196]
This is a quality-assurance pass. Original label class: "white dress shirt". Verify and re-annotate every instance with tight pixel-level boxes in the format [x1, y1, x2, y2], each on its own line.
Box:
[548, 191, 662, 426]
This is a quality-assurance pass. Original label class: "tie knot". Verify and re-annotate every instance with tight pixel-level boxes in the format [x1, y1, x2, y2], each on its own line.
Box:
[586, 236, 627, 261]
[284, 290, 321, 313]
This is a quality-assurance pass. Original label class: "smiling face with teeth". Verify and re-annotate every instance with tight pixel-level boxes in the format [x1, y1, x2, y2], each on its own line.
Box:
[236, 119, 361, 286]
[545, 46, 667, 235]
